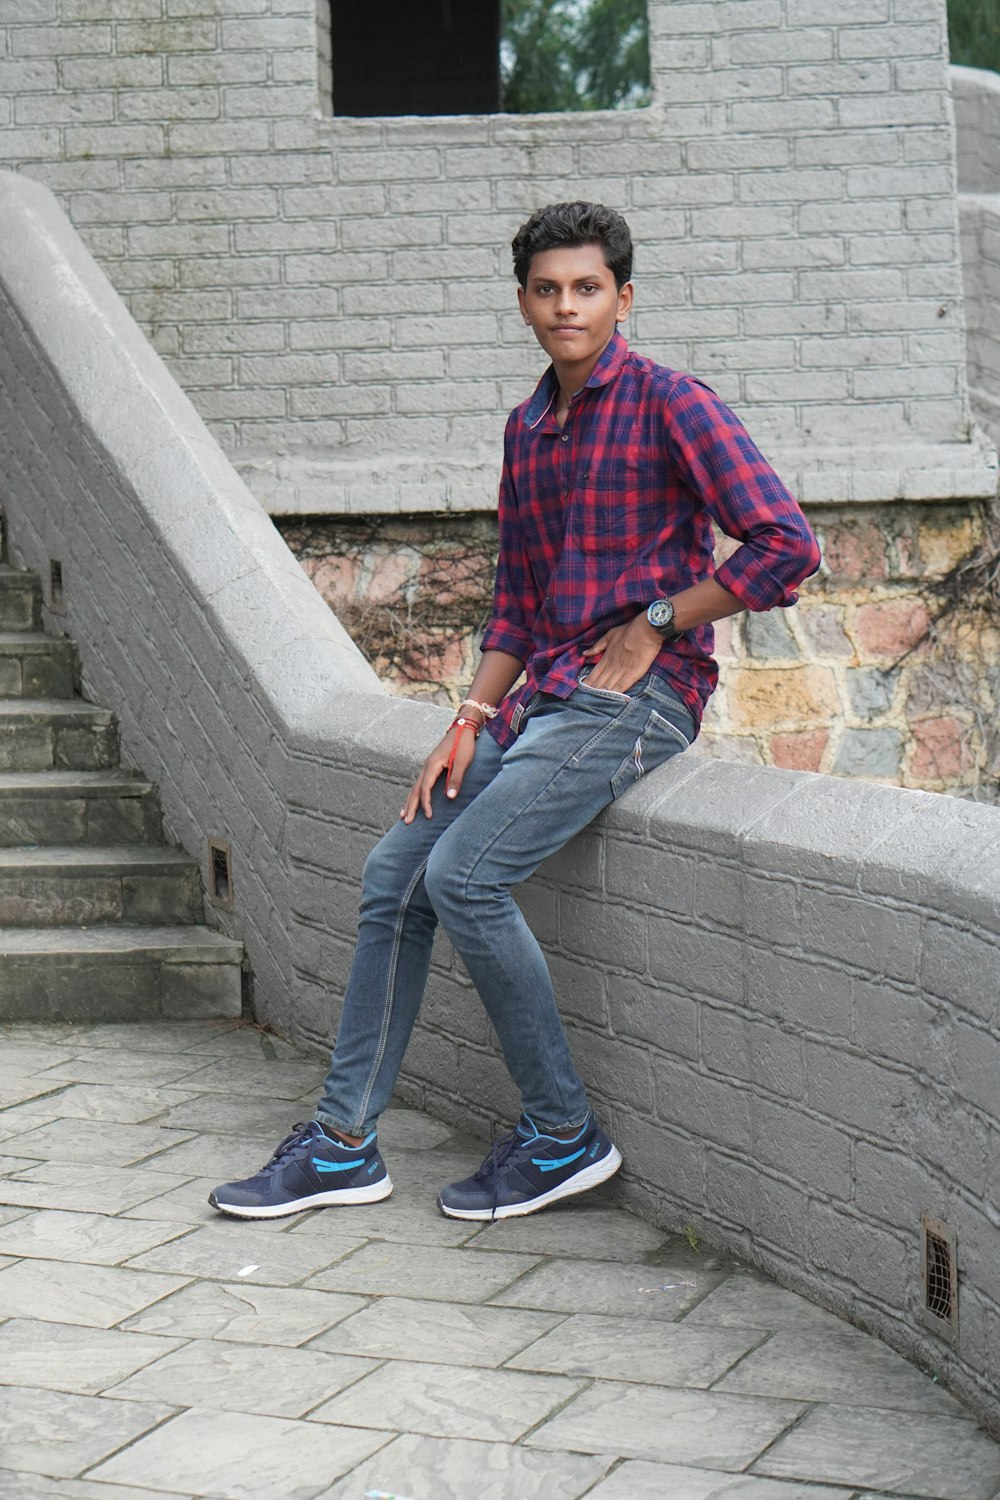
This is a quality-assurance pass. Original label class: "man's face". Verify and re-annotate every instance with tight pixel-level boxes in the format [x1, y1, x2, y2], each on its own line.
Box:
[518, 243, 632, 372]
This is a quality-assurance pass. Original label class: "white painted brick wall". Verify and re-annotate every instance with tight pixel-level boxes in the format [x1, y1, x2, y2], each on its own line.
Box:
[0, 0, 989, 513]
[952, 67, 1000, 447]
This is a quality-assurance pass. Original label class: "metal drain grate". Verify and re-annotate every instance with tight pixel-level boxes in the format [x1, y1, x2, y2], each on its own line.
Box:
[921, 1215, 958, 1343]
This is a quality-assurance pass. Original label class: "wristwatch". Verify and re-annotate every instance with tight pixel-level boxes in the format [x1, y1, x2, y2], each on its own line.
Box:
[646, 597, 683, 641]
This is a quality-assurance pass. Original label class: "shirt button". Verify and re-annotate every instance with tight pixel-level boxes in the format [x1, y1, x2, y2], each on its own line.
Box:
[561, 433, 569, 442]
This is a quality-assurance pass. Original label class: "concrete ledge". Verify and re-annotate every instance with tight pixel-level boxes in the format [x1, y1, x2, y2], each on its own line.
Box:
[2, 170, 1000, 1436]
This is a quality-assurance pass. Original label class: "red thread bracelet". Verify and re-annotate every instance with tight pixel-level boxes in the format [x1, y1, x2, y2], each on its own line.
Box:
[446, 719, 478, 787]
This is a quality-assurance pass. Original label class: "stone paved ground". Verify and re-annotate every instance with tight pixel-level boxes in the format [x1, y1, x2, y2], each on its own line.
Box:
[2, 1019, 1000, 1500]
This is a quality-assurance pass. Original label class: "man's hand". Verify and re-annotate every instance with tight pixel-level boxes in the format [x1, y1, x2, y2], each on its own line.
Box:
[581, 613, 663, 693]
[401, 725, 478, 823]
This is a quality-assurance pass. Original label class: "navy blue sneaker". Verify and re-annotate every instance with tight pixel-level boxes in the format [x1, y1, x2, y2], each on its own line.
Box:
[208, 1121, 392, 1219]
[438, 1113, 622, 1221]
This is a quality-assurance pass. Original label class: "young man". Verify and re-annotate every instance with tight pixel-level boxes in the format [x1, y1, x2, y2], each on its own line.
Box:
[210, 201, 820, 1223]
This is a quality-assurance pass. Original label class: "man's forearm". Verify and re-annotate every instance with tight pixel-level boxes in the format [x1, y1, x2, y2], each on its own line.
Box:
[462, 650, 525, 712]
[668, 576, 745, 634]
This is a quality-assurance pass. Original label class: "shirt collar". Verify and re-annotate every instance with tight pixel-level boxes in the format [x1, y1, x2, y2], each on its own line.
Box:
[523, 329, 629, 428]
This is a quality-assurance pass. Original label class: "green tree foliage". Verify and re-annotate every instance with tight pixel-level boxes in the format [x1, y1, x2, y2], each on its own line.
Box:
[500, 0, 651, 113]
[948, 0, 1000, 74]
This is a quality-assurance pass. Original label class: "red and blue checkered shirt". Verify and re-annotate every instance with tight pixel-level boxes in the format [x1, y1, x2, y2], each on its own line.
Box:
[482, 331, 821, 749]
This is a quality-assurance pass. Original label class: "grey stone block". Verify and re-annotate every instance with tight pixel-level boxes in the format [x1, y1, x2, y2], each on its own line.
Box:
[921, 919, 999, 1021]
[648, 918, 745, 1004]
[701, 1008, 805, 1099]
[833, 727, 904, 778]
[748, 1093, 853, 1200]
[847, 665, 899, 719]
[607, 975, 699, 1060]
[799, 886, 921, 983]
[807, 1200, 912, 1307]
[744, 609, 801, 658]
[805, 1041, 919, 1146]
[655, 1056, 752, 1153]
[746, 948, 851, 1039]
[703, 1150, 809, 1260]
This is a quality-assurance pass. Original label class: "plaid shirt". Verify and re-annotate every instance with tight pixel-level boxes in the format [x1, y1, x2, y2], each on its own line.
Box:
[482, 331, 820, 749]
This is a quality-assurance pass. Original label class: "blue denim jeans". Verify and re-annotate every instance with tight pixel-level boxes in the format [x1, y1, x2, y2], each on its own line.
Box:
[315, 672, 695, 1136]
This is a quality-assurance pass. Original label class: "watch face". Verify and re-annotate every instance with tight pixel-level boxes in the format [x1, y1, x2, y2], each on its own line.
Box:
[648, 599, 674, 629]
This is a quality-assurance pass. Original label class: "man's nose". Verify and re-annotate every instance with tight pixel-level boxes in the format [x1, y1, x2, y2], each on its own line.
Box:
[554, 287, 576, 316]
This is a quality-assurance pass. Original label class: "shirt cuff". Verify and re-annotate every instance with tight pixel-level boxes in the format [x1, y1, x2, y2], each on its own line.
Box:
[714, 554, 801, 611]
[480, 619, 532, 660]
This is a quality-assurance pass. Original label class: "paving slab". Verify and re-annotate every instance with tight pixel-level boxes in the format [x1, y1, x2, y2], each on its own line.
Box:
[21, 1081, 201, 1123]
[306, 1239, 540, 1302]
[105, 1339, 379, 1417]
[0, 1256, 190, 1328]
[317, 1431, 612, 1499]
[465, 1198, 669, 1260]
[6, 1118, 195, 1167]
[526, 1384, 806, 1468]
[584, 1463, 857, 1500]
[285, 1184, 484, 1247]
[490, 1253, 722, 1320]
[0, 1474, 193, 1500]
[309, 1358, 585, 1442]
[716, 1327, 966, 1416]
[0, 1208, 189, 1265]
[0, 1386, 173, 1479]
[88, 1408, 391, 1498]
[124, 1219, 367, 1286]
[507, 1312, 765, 1386]
[682, 1272, 868, 1334]
[754, 1403, 1000, 1499]
[315, 1294, 564, 1369]
[0, 1160, 192, 1214]
[0, 1318, 183, 1395]
[120, 1279, 369, 1346]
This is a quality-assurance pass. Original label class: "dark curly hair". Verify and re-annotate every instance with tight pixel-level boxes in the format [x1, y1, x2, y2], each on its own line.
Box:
[511, 201, 634, 290]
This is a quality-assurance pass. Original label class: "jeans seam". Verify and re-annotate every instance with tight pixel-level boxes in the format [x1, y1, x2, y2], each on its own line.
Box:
[354, 855, 429, 1131]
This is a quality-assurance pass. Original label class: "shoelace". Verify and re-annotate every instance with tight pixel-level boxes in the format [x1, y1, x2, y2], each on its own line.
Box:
[477, 1124, 527, 1222]
[259, 1122, 318, 1176]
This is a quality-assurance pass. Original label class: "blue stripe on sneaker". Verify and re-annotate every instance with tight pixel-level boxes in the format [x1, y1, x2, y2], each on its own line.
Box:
[532, 1147, 587, 1172]
[312, 1157, 364, 1173]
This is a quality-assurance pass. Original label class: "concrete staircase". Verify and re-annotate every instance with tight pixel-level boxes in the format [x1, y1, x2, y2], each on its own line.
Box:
[0, 560, 244, 1022]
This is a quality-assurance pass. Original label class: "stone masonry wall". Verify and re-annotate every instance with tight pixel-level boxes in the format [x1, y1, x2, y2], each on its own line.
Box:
[0, 0, 994, 513]
[3, 171, 1000, 1436]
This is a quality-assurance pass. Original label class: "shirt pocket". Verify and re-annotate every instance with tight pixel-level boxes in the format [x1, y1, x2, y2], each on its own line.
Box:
[573, 458, 663, 554]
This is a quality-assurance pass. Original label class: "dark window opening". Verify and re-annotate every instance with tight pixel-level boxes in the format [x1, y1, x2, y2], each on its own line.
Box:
[328, 0, 650, 118]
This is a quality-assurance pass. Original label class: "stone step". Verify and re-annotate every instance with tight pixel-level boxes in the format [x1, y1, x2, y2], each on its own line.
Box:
[0, 699, 118, 771]
[0, 770, 162, 846]
[0, 925, 243, 1023]
[0, 631, 76, 698]
[0, 566, 42, 632]
[0, 846, 204, 927]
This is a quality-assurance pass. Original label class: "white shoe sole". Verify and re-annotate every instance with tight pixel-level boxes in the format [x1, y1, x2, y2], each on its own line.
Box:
[210, 1175, 393, 1220]
[439, 1146, 623, 1221]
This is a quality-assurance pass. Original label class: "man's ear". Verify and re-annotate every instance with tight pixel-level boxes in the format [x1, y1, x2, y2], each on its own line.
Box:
[616, 281, 634, 323]
[517, 285, 530, 326]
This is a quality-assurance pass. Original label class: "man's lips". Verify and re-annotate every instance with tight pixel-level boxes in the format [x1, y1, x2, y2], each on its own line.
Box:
[550, 324, 585, 334]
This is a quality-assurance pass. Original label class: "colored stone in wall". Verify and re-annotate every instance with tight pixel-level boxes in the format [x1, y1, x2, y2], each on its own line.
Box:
[282, 499, 1000, 801]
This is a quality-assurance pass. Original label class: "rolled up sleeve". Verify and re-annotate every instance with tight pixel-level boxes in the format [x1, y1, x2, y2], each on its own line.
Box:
[666, 376, 821, 610]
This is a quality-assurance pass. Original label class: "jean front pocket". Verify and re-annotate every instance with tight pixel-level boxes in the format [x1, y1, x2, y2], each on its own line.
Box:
[610, 705, 691, 799]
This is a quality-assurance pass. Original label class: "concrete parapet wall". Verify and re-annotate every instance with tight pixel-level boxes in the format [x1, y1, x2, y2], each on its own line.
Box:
[0, 0, 993, 512]
[2, 171, 1000, 1435]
